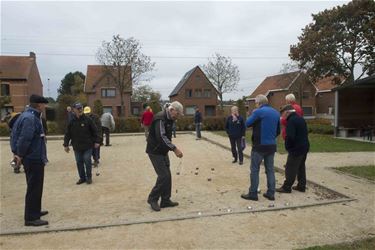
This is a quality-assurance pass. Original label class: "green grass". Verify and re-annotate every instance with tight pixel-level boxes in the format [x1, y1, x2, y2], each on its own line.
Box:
[301, 237, 375, 250]
[334, 165, 375, 181]
[212, 131, 375, 153]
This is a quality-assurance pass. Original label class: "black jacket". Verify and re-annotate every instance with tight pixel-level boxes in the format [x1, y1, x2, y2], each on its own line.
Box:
[146, 110, 176, 155]
[64, 114, 100, 151]
[285, 112, 309, 156]
[225, 115, 246, 139]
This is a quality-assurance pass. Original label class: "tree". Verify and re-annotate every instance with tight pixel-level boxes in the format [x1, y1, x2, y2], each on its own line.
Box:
[57, 71, 85, 99]
[132, 84, 161, 103]
[96, 35, 155, 116]
[93, 100, 103, 117]
[236, 97, 247, 119]
[279, 61, 299, 74]
[0, 96, 11, 110]
[289, 0, 375, 84]
[202, 53, 240, 109]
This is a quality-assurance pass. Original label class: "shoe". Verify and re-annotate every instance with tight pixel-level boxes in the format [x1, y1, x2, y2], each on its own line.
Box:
[263, 193, 275, 201]
[160, 200, 179, 208]
[14, 169, 21, 174]
[276, 187, 291, 193]
[232, 159, 237, 163]
[76, 179, 86, 185]
[40, 210, 48, 216]
[239, 161, 243, 165]
[147, 200, 161, 212]
[25, 219, 48, 227]
[105, 144, 112, 147]
[86, 178, 92, 184]
[292, 186, 306, 192]
[241, 193, 258, 201]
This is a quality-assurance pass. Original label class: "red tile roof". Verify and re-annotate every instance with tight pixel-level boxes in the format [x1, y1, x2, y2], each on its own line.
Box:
[314, 76, 341, 91]
[84, 65, 131, 92]
[0, 55, 35, 80]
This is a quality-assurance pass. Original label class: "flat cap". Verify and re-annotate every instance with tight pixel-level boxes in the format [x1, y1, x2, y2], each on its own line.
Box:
[29, 94, 49, 104]
[72, 102, 83, 109]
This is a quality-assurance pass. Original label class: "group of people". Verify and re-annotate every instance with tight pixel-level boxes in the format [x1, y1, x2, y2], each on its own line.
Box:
[9, 92, 308, 226]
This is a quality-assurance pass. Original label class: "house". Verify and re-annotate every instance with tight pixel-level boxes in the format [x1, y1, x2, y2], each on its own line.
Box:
[169, 66, 219, 117]
[333, 75, 375, 138]
[247, 71, 340, 117]
[84, 65, 132, 118]
[0, 52, 43, 118]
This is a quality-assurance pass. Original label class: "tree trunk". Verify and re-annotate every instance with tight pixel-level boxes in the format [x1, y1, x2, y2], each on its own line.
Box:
[219, 93, 223, 111]
[120, 94, 125, 117]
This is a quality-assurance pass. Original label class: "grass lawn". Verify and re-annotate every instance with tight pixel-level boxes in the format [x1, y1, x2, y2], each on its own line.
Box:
[333, 165, 375, 181]
[212, 131, 375, 153]
[301, 237, 375, 250]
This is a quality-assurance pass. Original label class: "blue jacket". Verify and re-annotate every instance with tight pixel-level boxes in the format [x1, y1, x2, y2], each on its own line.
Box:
[11, 107, 48, 164]
[225, 115, 246, 139]
[245, 104, 280, 153]
[194, 111, 202, 124]
[285, 112, 309, 156]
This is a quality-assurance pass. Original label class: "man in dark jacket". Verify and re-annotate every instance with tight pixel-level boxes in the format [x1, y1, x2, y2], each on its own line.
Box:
[11, 94, 49, 226]
[194, 107, 202, 139]
[64, 102, 100, 185]
[146, 101, 184, 212]
[277, 104, 309, 193]
[241, 94, 280, 201]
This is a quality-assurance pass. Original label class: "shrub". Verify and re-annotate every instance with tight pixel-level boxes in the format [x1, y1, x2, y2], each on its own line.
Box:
[47, 121, 59, 135]
[175, 117, 194, 131]
[0, 123, 10, 136]
[114, 117, 143, 133]
[306, 119, 334, 134]
[203, 116, 226, 131]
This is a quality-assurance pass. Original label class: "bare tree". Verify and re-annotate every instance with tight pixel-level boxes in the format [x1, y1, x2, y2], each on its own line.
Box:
[96, 35, 155, 116]
[202, 53, 240, 110]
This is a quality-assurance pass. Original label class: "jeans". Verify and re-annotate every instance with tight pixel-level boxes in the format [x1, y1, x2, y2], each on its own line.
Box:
[195, 123, 201, 138]
[74, 148, 93, 180]
[249, 150, 276, 197]
[92, 146, 100, 163]
[148, 154, 172, 202]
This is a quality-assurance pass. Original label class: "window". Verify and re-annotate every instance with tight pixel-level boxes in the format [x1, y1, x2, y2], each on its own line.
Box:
[302, 91, 310, 99]
[133, 107, 140, 115]
[103, 107, 113, 114]
[185, 106, 195, 115]
[302, 106, 313, 116]
[194, 89, 202, 97]
[204, 89, 211, 98]
[1, 83, 10, 96]
[185, 89, 193, 98]
[101, 88, 116, 98]
[205, 106, 216, 116]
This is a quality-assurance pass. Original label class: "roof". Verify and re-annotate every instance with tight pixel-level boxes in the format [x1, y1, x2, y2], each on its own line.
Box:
[314, 76, 343, 91]
[333, 75, 375, 91]
[249, 71, 301, 99]
[84, 65, 132, 93]
[0, 55, 35, 80]
[169, 66, 197, 97]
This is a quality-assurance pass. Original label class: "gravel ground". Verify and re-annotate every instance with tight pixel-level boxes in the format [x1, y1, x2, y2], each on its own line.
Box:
[0, 132, 374, 249]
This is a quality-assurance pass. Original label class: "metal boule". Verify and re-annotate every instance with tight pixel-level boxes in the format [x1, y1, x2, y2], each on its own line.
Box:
[176, 172, 180, 175]
[268, 204, 275, 208]
[211, 168, 215, 171]
[247, 206, 252, 210]
[207, 178, 212, 181]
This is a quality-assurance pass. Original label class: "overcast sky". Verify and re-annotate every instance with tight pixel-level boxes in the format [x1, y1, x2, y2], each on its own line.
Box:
[1, 0, 348, 100]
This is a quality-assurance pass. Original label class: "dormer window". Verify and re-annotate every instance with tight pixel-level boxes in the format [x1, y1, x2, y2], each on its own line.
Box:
[101, 88, 116, 98]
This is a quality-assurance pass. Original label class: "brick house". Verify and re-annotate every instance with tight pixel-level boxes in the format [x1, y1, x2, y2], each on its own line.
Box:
[84, 65, 132, 118]
[0, 52, 43, 118]
[247, 71, 339, 117]
[169, 66, 219, 117]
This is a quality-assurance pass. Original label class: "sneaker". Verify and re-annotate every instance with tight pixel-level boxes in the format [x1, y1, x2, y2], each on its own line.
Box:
[292, 186, 306, 192]
[147, 200, 161, 212]
[232, 159, 237, 163]
[239, 161, 243, 165]
[240, 193, 258, 201]
[263, 193, 275, 201]
[105, 144, 112, 147]
[76, 179, 86, 185]
[25, 219, 48, 227]
[160, 200, 179, 208]
[276, 187, 291, 193]
[86, 178, 92, 184]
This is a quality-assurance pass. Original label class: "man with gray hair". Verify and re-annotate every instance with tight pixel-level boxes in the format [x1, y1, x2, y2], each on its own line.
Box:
[146, 101, 184, 211]
[241, 94, 280, 201]
[281, 93, 303, 140]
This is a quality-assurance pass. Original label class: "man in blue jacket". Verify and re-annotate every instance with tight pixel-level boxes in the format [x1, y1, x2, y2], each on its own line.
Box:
[276, 104, 309, 193]
[241, 94, 280, 201]
[11, 94, 49, 226]
[194, 107, 202, 140]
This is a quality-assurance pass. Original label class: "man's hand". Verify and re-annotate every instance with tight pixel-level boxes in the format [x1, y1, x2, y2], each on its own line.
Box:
[94, 143, 100, 148]
[64, 146, 70, 153]
[14, 155, 22, 165]
[174, 147, 183, 158]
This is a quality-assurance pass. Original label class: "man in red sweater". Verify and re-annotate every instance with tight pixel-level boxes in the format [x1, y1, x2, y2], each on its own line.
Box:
[141, 106, 154, 138]
[281, 94, 303, 140]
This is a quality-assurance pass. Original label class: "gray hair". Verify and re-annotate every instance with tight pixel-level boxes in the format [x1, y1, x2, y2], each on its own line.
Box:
[285, 93, 296, 103]
[255, 94, 268, 105]
[168, 101, 184, 114]
[231, 106, 239, 113]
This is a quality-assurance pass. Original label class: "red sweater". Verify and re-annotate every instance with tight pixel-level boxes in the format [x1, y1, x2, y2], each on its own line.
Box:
[281, 102, 303, 140]
[141, 111, 154, 126]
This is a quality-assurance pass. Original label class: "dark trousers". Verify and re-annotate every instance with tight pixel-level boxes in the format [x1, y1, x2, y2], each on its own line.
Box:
[23, 160, 45, 221]
[92, 146, 100, 162]
[74, 148, 93, 180]
[282, 153, 307, 191]
[102, 126, 110, 145]
[229, 136, 243, 162]
[148, 154, 172, 202]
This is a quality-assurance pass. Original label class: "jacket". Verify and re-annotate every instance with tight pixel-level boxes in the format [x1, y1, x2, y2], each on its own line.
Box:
[245, 104, 280, 153]
[285, 112, 309, 156]
[101, 112, 115, 130]
[194, 111, 202, 124]
[225, 115, 246, 139]
[146, 110, 176, 155]
[10, 107, 48, 164]
[281, 101, 303, 140]
[88, 113, 103, 142]
[64, 114, 100, 151]
[141, 110, 154, 126]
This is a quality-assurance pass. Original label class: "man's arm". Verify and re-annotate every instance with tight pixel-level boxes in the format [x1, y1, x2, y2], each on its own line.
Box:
[155, 119, 176, 151]
[245, 110, 260, 128]
[16, 117, 35, 158]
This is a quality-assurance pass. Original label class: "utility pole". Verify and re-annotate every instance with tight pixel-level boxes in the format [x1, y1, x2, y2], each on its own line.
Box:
[47, 78, 50, 97]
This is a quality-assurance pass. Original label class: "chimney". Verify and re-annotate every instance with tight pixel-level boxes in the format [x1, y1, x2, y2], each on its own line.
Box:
[29, 52, 36, 58]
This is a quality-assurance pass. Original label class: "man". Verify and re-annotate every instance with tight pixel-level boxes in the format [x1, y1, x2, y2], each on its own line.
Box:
[64, 102, 100, 185]
[84, 106, 103, 166]
[194, 107, 202, 140]
[241, 94, 280, 201]
[66, 106, 74, 124]
[146, 101, 184, 212]
[225, 106, 246, 165]
[276, 104, 309, 193]
[281, 93, 303, 140]
[141, 106, 154, 138]
[101, 112, 115, 146]
[11, 94, 49, 226]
